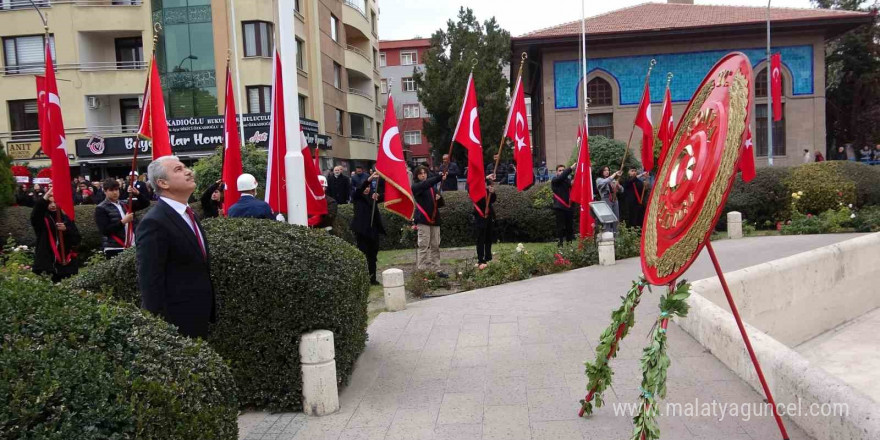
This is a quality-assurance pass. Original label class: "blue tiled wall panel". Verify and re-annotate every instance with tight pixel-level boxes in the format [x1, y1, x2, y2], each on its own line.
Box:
[553, 45, 813, 109]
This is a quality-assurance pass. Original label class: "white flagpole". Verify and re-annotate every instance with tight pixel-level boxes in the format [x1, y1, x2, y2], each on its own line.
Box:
[278, 0, 307, 225]
[229, 0, 246, 144]
[766, 0, 773, 166]
[581, 0, 588, 124]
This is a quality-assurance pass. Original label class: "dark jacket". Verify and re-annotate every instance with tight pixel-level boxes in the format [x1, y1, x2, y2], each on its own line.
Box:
[15, 189, 35, 207]
[200, 182, 222, 219]
[350, 179, 385, 240]
[30, 198, 81, 277]
[413, 175, 443, 226]
[227, 194, 274, 219]
[551, 168, 574, 211]
[95, 193, 150, 251]
[473, 191, 497, 231]
[326, 173, 350, 204]
[350, 172, 368, 197]
[136, 199, 215, 338]
[441, 162, 460, 191]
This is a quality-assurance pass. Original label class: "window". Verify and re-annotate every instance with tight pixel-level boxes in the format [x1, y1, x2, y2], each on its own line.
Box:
[120, 98, 141, 132]
[330, 15, 338, 42]
[294, 0, 300, 13]
[402, 77, 416, 92]
[588, 113, 613, 139]
[755, 104, 786, 157]
[115, 37, 143, 69]
[8, 100, 38, 138]
[247, 85, 272, 113]
[379, 52, 386, 67]
[373, 48, 378, 69]
[298, 94, 307, 117]
[333, 62, 341, 89]
[3, 34, 55, 75]
[296, 38, 305, 70]
[375, 85, 380, 104]
[403, 131, 421, 145]
[350, 113, 374, 140]
[587, 77, 612, 107]
[243, 21, 272, 57]
[755, 68, 785, 98]
[371, 10, 377, 35]
[1, 0, 47, 10]
[380, 79, 388, 94]
[335, 109, 344, 134]
[400, 51, 416, 66]
[403, 104, 420, 119]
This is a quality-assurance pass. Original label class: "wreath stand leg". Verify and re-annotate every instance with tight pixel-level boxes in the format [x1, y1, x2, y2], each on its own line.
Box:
[705, 242, 790, 440]
[579, 277, 650, 417]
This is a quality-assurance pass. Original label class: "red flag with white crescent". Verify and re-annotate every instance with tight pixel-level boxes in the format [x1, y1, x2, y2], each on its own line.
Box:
[570, 118, 594, 240]
[503, 76, 534, 191]
[770, 53, 783, 122]
[376, 95, 415, 220]
[634, 83, 654, 171]
[265, 51, 287, 214]
[301, 130, 328, 219]
[41, 43, 75, 221]
[658, 87, 674, 165]
[451, 72, 486, 204]
[221, 65, 243, 215]
[138, 53, 172, 160]
[738, 125, 756, 183]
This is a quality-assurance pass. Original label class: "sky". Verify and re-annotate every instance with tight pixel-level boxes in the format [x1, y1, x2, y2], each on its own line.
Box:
[376, 0, 817, 41]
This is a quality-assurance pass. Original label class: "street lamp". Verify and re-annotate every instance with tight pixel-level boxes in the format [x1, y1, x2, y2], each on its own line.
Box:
[175, 55, 198, 72]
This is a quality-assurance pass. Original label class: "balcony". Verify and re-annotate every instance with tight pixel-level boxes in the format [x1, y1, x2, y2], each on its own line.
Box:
[348, 137, 376, 160]
[0, 0, 142, 9]
[341, 0, 372, 46]
[345, 46, 373, 78]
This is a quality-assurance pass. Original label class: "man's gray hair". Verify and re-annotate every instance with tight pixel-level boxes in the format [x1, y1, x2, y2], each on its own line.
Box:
[147, 155, 180, 196]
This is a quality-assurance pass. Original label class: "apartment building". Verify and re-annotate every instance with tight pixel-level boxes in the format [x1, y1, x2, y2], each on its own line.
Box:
[1, 0, 381, 177]
[378, 38, 432, 164]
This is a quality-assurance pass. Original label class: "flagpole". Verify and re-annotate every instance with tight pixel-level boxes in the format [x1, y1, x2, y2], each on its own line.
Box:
[42, 16, 68, 264]
[278, 0, 307, 225]
[617, 59, 656, 179]
[229, 0, 245, 144]
[579, 0, 589, 248]
[766, 0, 774, 166]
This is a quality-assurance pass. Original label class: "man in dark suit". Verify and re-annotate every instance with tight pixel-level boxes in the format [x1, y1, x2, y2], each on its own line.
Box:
[137, 156, 214, 338]
[325, 165, 350, 204]
[227, 173, 275, 219]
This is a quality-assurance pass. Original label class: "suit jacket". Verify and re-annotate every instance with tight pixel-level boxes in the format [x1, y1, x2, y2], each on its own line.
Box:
[136, 199, 215, 338]
[227, 194, 274, 219]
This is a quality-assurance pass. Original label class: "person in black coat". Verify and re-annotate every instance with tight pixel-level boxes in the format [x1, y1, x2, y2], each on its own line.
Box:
[137, 156, 215, 339]
[351, 172, 385, 285]
[441, 154, 460, 191]
[412, 165, 448, 277]
[31, 187, 81, 282]
[621, 168, 649, 229]
[95, 178, 150, 258]
[551, 164, 576, 246]
[200, 180, 223, 218]
[325, 166, 350, 204]
[15, 184, 35, 207]
[473, 174, 497, 269]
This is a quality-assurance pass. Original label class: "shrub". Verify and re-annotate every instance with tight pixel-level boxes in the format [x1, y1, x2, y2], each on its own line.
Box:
[723, 166, 793, 229]
[785, 163, 857, 215]
[192, 144, 268, 197]
[818, 161, 880, 208]
[567, 135, 642, 172]
[69, 218, 370, 410]
[0, 151, 14, 211]
[0, 271, 238, 438]
[853, 205, 880, 232]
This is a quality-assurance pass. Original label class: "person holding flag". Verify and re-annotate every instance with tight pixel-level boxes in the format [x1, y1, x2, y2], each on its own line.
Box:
[95, 178, 150, 258]
[621, 168, 649, 229]
[350, 172, 385, 285]
[552, 160, 577, 247]
[472, 175, 496, 269]
[31, 187, 81, 282]
[412, 165, 448, 277]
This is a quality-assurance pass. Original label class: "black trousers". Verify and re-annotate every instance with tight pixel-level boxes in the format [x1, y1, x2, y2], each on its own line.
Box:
[475, 222, 493, 264]
[555, 209, 574, 245]
[355, 233, 380, 282]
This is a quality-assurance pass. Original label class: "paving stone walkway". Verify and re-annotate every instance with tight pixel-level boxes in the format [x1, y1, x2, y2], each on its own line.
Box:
[240, 234, 862, 440]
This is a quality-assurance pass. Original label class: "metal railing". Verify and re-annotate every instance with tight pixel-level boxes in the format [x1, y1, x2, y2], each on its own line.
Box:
[347, 88, 373, 101]
[0, 0, 142, 10]
[349, 134, 375, 143]
[1, 125, 139, 142]
[345, 44, 370, 62]
[342, 0, 365, 17]
[3, 60, 147, 75]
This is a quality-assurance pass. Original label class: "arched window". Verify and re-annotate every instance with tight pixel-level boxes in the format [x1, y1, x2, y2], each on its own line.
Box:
[754, 68, 786, 157]
[587, 77, 613, 107]
[754, 68, 784, 98]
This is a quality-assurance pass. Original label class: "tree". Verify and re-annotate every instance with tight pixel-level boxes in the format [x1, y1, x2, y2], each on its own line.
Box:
[413, 7, 511, 167]
[0, 150, 14, 212]
[813, 0, 880, 148]
[192, 144, 268, 198]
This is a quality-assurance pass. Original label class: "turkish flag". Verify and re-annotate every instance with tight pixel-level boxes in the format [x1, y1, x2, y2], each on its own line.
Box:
[770, 53, 783, 122]
[452, 72, 486, 204]
[658, 87, 674, 165]
[376, 95, 415, 220]
[738, 125, 756, 183]
[634, 84, 654, 171]
[221, 66, 243, 215]
[138, 53, 172, 160]
[504, 76, 534, 191]
[570, 118, 594, 240]
[40, 44, 75, 222]
[301, 130, 328, 219]
[265, 51, 288, 214]
[35, 76, 50, 162]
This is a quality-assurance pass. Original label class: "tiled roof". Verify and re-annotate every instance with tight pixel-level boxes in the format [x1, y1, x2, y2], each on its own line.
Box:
[379, 39, 432, 50]
[516, 2, 872, 39]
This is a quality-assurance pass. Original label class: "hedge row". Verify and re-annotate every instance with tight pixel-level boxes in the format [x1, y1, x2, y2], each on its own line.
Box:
[1, 268, 238, 438]
[70, 218, 370, 411]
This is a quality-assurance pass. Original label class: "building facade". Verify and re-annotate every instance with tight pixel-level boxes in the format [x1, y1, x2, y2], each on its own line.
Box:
[378, 38, 432, 165]
[1, 0, 382, 177]
[511, 1, 872, 168]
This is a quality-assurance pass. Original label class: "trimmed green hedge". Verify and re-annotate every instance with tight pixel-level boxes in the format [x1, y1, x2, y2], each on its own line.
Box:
[786, 162, 857, 215]
[70, 218, 370, 410]
[723, 166, 793, 229]
[1, 270, 238, 438]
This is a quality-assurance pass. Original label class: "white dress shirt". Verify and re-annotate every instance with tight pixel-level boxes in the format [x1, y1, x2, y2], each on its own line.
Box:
[160, 196, 204, 245]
